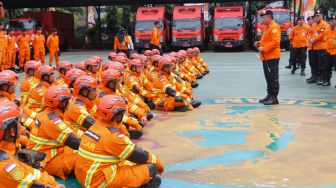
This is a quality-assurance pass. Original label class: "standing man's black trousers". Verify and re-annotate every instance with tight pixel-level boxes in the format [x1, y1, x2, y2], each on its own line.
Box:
[262, 59, 280, 97]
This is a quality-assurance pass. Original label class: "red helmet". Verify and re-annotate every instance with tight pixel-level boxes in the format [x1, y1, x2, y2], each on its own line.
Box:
[158, 56, 175, 70]
[74, 61, 86, 71]
[108, 52, 118, 60]
[24, 60, 41, 74]
[129, 59, 143, 68]
[108, 62, 126, 72]
[101, 61, 114, 71]
[85, 59, 99, 69]
[101, 69, 123, 87]
[91, 56, 103, 63]
[0, 70, 19, 85]
[193, 47, 200, 53]
[44, 86, 71, 108]
[97, 95, 127, 121]
[179, 50, 187, 57]
[117, 52, 127, 58]
[36, 66, 54, 80]
[187, 48, 194, 55]
[130, 53, 140, 60]
[57, 61, 73, 73]
[65, 68, 87, 86]
[114, 55, 128, 64]
[0, 101, 21, 141]
[73, 75, 98, 96]
[152, 55, 161, 62]
[144, 50, 153, 56]
[152, 49, 160, 55]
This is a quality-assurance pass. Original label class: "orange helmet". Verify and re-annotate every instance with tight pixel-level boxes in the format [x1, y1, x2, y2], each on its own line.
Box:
[0, 70, 19, 85]
[85, 58, 99, 69]
[97, 95, 127, 121]
[0, 101, 21, 141]
[152, 49, 160, 55]
[108, 52, 118, 60]
[75, 61, 86, 71]
[179, 50, 187, 57]
[193, 47, 200, 53]
[101, 61, 114, 71]
[108, 62, 126, 73]
[117, 52, 127, 58]
[24, 60, 41, 74]
[129, 59, 143, 68]
[36, 66, 54, 80]
[65, 68, 87, 86]
[57, 61, 73, 73]
[91, 56, 103, 63]
[44, 86, 71, 108]
[152, 55, 161, 62]
[101, 69, 123, 87]
[187, 48, 194, 55]
[73, 75, 98, 96]
[144, 50, 153, 56]
[114, 55, 128, 64]
[130, 53, 140, 60]
[158, 56, 175, 70]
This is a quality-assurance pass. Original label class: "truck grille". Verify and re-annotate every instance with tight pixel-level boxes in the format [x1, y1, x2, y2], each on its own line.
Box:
[176, 38, 197, 43]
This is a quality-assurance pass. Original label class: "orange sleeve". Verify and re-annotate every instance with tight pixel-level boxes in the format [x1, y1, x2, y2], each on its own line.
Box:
[314, 22, 329, 43]
[104, 132, 135, 160]
[44, 117, 73, 144]
[289, 27, 294, 41]
[114, 36, 119, 50]
[263, 26, 281, 54]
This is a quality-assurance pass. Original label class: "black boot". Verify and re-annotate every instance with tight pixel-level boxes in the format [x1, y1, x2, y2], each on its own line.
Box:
[306, 76, 317, 84]
[291, 67, 297, 74]
[300, 69, 306, 76]
[322, 80, 331, 86]
[285, 65, 292, 69]
[317, 77, 324, 85]
[259, 95, 270, 103]
[306, 76, 313, 81]
[190, 100, 202, 108]
[191, 82, 199, 88]
[146, 101, 156, 110]
[263, 96, 279, 105]
[196, 75, 203, 79]
[146, 112, 154, 121]
[128, 129, 143, 139]
[140, 176, 161, 188]
[174, 105, 188, 112]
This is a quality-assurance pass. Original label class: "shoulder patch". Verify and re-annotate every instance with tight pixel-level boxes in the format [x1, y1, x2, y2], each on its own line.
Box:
[84, 130, 100, 141]
[9, 166, 24, 181]
[106, 126, 119, 133]
[36, 84, 43, 88]
[272, 28, 278, 33]
[47, 112, 60, 120]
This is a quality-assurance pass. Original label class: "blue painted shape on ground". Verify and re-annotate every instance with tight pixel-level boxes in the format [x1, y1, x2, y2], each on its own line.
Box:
[56, 176, 82, 188]
[179, 129, 248, 147]
[213, 121, 250, 128]
[226, 106, 272, 115]
[266, 132, 294, 152]
[166, 150, 264, 172]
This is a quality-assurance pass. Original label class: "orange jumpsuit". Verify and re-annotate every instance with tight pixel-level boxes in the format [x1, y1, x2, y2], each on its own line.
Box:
[259, 20, 281, 60]
[153, 72, 188, 111]
[114, 35, 131, 51]
[187, 56, 205, 74]
[33, 34, 46, 65]
[0, 30, 6, 70]
[119, 85, 150, 112]
[326, 27, 336, 55]
[151, 27, 160, 46]
[289, 24, 309, 48]
[20, 76, 39, 106]
[26, 81, 50, 113]
[311, 20, 329, 50]
[124, 71, 154, 101]
[5, 35, 16, 69]
[0, 144, 58, 187]
[47, 34, 60, 66]
[75, 120, 155, 188]
[194, 55, 209, 71]
[26, 108, 76, 179]
[17, 34, 31, 68]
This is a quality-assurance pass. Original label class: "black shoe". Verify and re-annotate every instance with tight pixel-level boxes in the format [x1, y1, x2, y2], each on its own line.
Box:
[322, 81, 331, 86]
[285, 65, 292, 69]
[128, 129, 143, 139]
[317, 78, 324, 85]
[306, 76, 313, 81]
[190, 100, 202, 108]
[307, 78, 317, 84]
[174, 105, 188, 112]
[146, 101, 156, 110]
[263, 96, 279, 105]
[191, 82, 199, 88]
[291, 67, 297, 74]
[259, 95, 270, 103]
[146, 112, 154, 121]
[140, 176, 161, 188]
[196, 75, 203, 79]
[300, 69, 306, 76]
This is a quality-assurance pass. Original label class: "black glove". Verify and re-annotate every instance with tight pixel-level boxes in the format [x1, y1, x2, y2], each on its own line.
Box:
[13, 99, 21, 107]
[16, 149, 46, 169]
[174, 96, 183, 102]
[165, 87, 176, 97]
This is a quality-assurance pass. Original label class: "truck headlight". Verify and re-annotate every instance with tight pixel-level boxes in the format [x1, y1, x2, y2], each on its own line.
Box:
[197, 35, 201, 42]
[257, 29, 262, 36]
[214, 35, 218, 42]
[160, 36, 163, 42]
[173, 36, 176, 42]
[287, 28, 292, 35]
[239, 34, 244, 41]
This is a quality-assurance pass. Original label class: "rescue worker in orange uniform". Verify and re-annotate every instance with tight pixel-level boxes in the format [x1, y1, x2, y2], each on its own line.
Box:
[0, 70, 19, 103]
[0, 102, 66, 188]
[0, 22, 5, 71]
[174, 52, 199, 88]
[17, 28, 31, 71]
[64, 75, 97, 132]
[55, 60, 73, 87]
[306, 15, 316, 83]
[307, 10, 329, 85]
[193, 47, 209, 74]
[27, 86, 81, 180]
[186, 48, 206, 77]
[150, 21, 162, 55]
[288, 16, 309, 75]
[5, 29, 16, 70]
[108, 52, 118, 61]
[47, 28, 60, 67]
[64, 68, 87, 89]
[26, 66, 55, 113]
[254, 10, 281, 105]
[75, 95, 164, 188]
[20, 60, 42, 106]
[33, 27, 46, 65]
[84, 58, 100, 79]
[114, 27, 132, 57]
[178, 50, 200, 81]
[325, 15, 336, 87]
[152, 56, 190, 112]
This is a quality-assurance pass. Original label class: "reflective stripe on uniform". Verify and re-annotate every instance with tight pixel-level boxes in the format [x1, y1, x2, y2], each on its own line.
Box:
[129, 104, 138, 113]
[77, 113, 89, 127]
[78, 147, 120, 163]
[18, 173, 34, 188]
[29, 134, 59, 146]
[56, 127, 72, 143]
[105, 164, 117, 185]
[151, 154, 157, 164]
[33, 169, 41, 180]
[84, 161, 100, 188]
[118, 143, 135, 159]
[97, 181, 107, 188]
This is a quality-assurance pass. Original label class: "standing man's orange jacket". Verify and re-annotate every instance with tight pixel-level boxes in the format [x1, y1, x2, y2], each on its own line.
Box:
[114, 35, 131, 50]
[311, 20, 329, 50]
[47, 34, 59, 51]
[260, 20, 281, 60]
[33, 34, 45, 51]
[17, 34, 30, 50]
[289, 24, 309, 48]
[326, 27, 336, 55]
[151, 27, 160, 46]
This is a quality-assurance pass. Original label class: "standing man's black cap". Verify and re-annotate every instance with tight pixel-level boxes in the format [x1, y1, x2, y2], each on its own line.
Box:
[314, 9, 323, 16]
[260, 10, 273, 17]
[307, 15, 314, 21]
[297, 16, 304, 21]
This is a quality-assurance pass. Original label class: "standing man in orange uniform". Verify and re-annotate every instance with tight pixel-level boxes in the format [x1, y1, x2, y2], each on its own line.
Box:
[254, 10, 281, 105]
[288, 16, 309, 75]
[33, 27, 46, 65]
[5, 29, 16, 71]
[0, 22, 6, 71]
[150, 21, 162, 55]
[114, 27, 132, 57]
[325, 15, 336, 87]
[47, 28, 60, 67]
[17, 28, 31, 72]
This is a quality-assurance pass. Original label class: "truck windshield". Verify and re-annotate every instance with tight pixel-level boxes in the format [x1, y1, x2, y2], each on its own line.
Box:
[173, 19, 201, 31]
[257, 11, 291, 24]
[9, 20, 36, 30]
[136, 20, 163, 31]
[214, 17, 244, 30]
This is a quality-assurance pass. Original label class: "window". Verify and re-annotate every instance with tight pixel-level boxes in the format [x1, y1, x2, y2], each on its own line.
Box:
[214, 17, 244, 30]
